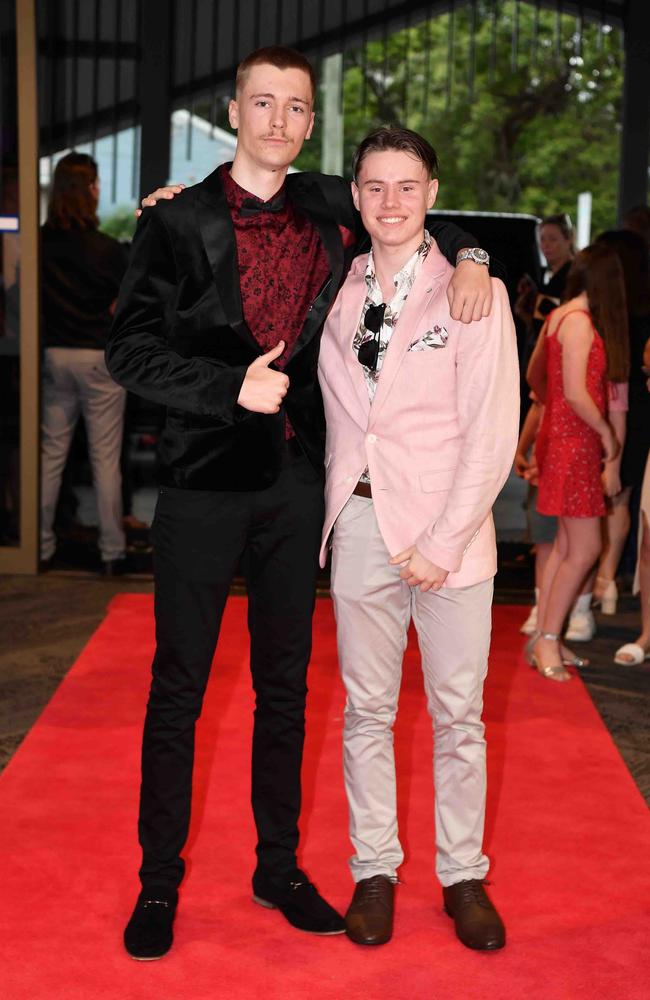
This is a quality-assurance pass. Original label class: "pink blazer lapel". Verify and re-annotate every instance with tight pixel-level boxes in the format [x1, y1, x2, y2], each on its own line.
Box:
[368, 247, 449, 424]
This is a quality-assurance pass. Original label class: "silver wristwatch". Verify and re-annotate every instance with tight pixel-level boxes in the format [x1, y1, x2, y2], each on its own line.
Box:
[456, 247, 490, 266]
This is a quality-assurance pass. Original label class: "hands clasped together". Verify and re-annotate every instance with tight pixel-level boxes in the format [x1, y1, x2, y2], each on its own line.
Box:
[389, 545, 449, 592]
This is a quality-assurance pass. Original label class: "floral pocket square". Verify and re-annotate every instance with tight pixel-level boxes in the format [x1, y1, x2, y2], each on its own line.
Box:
[408, 325, 448, 351]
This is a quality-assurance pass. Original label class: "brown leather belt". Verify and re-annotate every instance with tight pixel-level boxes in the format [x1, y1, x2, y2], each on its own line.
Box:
[352, 479, 372, 498]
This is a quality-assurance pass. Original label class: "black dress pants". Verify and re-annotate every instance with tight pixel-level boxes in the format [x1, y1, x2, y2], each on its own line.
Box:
[138, 450, 325, 890]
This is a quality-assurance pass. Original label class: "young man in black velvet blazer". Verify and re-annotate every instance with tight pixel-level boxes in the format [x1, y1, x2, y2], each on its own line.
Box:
[107, 45, 494, 960]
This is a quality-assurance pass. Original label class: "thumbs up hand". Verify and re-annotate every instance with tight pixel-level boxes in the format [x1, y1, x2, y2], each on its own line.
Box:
[237, 341, 290, 414]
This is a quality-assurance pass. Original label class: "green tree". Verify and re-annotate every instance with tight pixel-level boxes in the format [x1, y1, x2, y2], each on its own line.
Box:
[99, 205, 137, 242]
[293, 3, 623, 234]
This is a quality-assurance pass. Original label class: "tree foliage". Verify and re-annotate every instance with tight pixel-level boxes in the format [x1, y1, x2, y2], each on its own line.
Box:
[293, 3, 623, 234]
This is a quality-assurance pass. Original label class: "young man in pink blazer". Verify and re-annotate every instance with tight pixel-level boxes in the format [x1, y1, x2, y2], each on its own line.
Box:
[318, 127, 519, 950]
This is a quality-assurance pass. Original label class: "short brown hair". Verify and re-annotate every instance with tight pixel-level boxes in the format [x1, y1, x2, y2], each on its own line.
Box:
[564, 242, 630, 382]
[236, 46, 316, 101]
[47, 152, 98, 230]
[540, 213, 575, 254]
[352, 126, 439, 182]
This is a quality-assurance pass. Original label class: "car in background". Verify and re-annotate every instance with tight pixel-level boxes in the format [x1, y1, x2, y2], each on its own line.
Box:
[426, 209, 543, 304]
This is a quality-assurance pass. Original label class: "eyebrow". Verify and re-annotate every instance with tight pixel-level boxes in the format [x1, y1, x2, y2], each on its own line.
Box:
[250, 92, 310, 105]
[362, 178, 424, 185]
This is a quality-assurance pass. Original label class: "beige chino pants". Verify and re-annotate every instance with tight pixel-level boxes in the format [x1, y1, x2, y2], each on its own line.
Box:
[330, 494, 493, 887]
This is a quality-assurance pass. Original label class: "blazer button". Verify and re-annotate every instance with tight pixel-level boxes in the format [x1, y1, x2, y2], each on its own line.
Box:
[367, 433, 377, 444]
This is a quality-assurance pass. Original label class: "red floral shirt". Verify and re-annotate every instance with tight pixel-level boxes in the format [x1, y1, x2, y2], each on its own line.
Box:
[220, 164, 330, 369]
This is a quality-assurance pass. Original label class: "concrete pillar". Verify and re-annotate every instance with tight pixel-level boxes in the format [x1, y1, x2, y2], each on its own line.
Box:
[321, 53, 344, 177]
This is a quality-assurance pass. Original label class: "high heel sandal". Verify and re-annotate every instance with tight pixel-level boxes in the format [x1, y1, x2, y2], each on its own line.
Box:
[525, 631, 587, 669]
[523, 631, 572, 682]
[593, 577, 618, 615]
[559, 644, 589, 668]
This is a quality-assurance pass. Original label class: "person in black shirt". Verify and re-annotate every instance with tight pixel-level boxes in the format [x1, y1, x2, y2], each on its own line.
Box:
[41, 152, 128, 571]
[516, 212, 575, 364]
[591, 228, 650, 613]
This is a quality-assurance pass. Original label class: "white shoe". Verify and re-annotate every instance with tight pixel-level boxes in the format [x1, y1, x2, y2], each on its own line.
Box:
[614, 642, 650, 665]
[565, 609, 596, 642]
[520, 605, 538, 635]
[593, 578, 618, 615]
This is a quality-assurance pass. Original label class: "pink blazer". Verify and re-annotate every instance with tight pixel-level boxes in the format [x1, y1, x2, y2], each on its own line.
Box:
[318, 244, 520, 587]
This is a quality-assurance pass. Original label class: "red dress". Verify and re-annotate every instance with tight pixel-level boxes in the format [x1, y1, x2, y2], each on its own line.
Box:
[536, 309, 607, 518]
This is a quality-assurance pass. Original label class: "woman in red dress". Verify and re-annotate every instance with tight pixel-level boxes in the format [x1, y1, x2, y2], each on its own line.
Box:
[526, 244, 629, 680]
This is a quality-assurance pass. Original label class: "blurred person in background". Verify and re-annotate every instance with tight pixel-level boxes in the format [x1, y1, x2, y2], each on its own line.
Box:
[40, 152, 128, 573]
[614, 335, 650, 665]
[516, 213, 575, 365]
[622, 205, 650, 254]
[585, 230, 650, 616]
[515, 214, 576, 636]
[526, 244, 629, 681]
[514, 394, 558, 634]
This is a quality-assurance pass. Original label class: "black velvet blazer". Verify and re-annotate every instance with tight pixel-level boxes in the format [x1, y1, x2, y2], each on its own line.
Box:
[107, 167, 477, 491]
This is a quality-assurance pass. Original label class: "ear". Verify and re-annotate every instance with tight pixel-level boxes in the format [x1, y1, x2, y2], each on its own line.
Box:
[351, 181, 360, 212]
[427, 178, 439, 210]
[228, 98, 239, 130]
[304, 111, 315, 141]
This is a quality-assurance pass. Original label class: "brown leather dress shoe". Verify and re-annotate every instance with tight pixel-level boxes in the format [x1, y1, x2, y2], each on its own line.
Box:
[345, 875, 395, 945]
[443, 879, 505, 950]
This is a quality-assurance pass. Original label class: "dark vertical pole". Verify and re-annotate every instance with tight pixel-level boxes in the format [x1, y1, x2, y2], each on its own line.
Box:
[111, 0, 122, 203]
[618, 0, 650, 218]
[139, 0, 173, 197]
[131, 0, 142, 199]
[488, 0, 498, 85]
[468, 0, 477, 102]
[91, 0, 101, 157]
[276, 0, 283, 44]
[402, 9, 410, 123]
[511, 0, 520, 72]
[446, 0, 455, 111]
[48, 0, 58, 172]
[71, 0, 80, 145]
[186, 0, 198, 161]
[422, 3, 433, 122]
[531, 0, 539, 69]
[210, 0, 221, 129]
[360, 0, 369, 114]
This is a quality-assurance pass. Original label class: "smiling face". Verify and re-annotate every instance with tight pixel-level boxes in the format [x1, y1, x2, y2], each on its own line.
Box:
[228, 62, 315, 174]
[352, 149, 439, 255]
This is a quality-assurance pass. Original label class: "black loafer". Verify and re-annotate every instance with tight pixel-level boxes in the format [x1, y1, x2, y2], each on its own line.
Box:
[124, 887, 178, 960]
[443, 879, 505, 951]
[252, 868, 345, 935]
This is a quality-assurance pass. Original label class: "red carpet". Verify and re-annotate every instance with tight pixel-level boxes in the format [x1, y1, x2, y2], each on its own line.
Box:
[1, 596, 649, 1000]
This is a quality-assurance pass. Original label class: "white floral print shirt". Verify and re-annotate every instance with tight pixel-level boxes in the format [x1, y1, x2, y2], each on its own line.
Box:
[353, 229, 432, 402]
[354, 231, 432, 485]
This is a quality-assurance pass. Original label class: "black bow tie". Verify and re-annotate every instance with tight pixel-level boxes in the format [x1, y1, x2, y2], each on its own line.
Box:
[239, 194, 286, 219]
